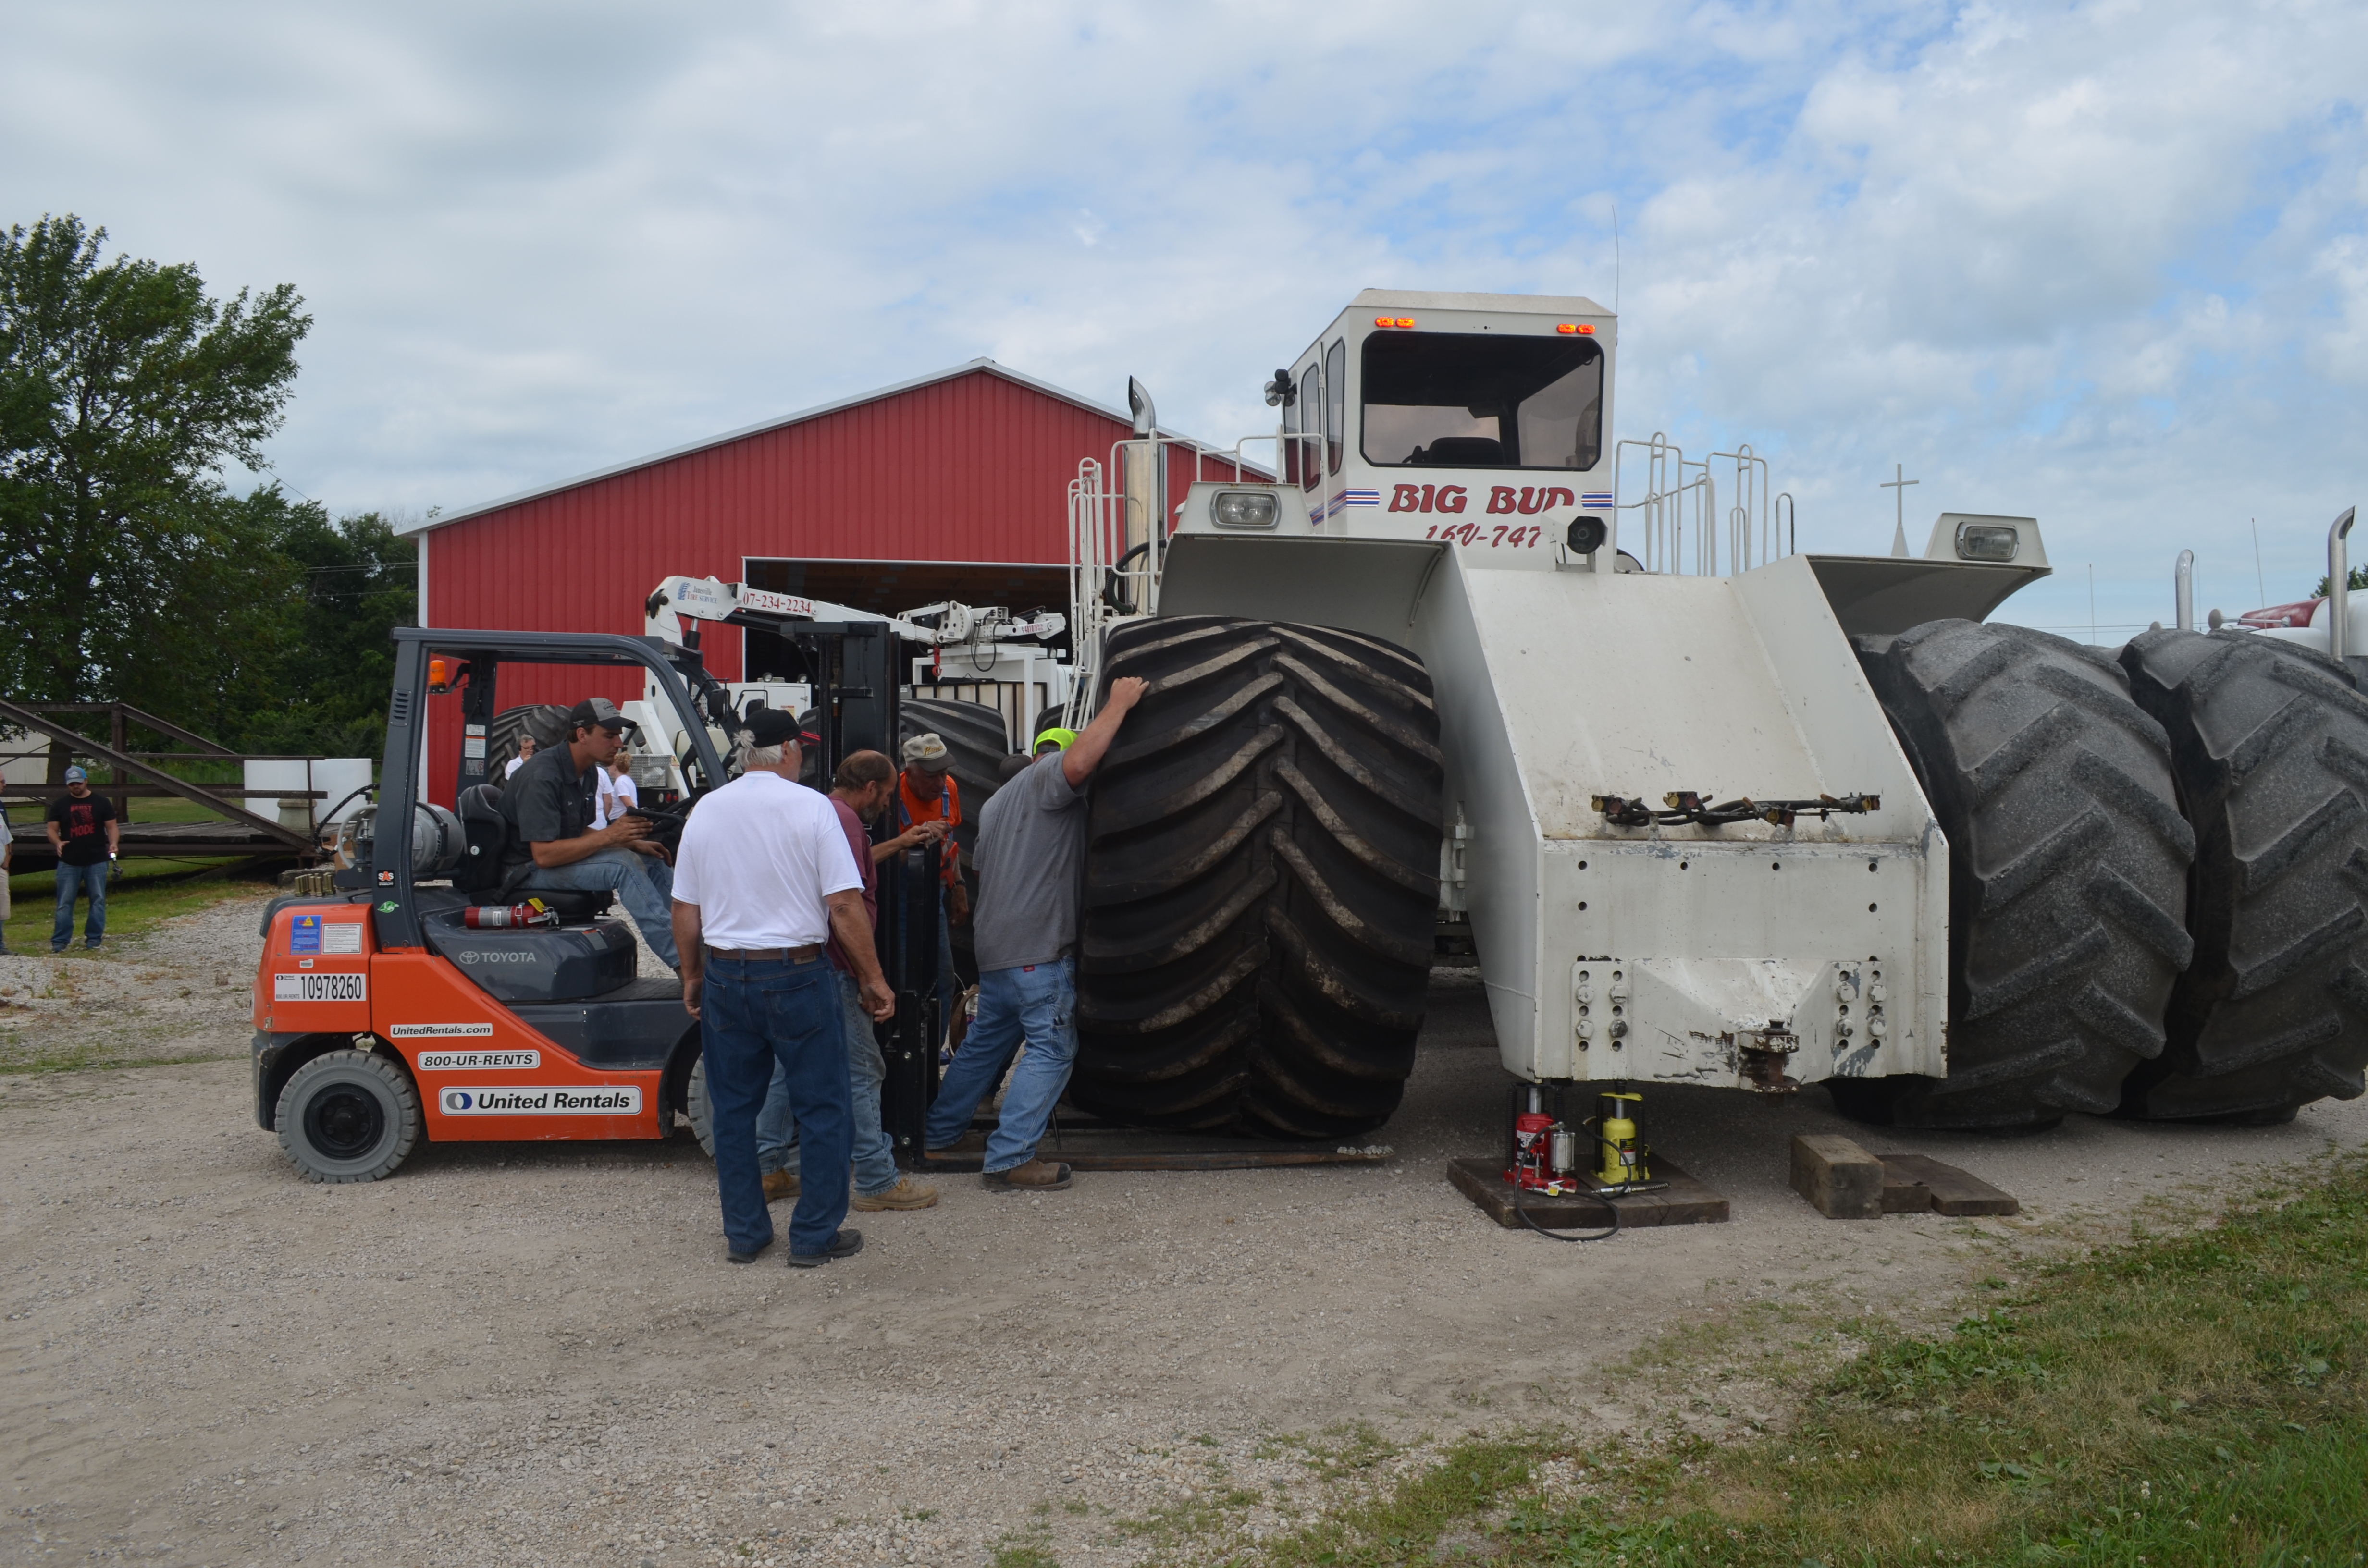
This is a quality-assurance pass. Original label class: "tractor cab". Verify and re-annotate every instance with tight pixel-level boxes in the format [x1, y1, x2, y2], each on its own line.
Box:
[1249, 289, 1617, 564]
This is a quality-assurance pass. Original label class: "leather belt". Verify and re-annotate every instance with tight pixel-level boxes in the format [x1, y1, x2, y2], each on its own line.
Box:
[706, 944, 823, 963]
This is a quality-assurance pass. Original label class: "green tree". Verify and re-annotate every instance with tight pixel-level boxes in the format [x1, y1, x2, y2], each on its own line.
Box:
[0, 214, 309, 772]
[2312, 564, 2368, 600]
[241, 504, 416, 759]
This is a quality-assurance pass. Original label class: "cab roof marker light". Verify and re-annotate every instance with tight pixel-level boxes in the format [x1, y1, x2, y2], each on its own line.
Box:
[1374, 316, 1415, 329]
[1555, 322, 1596, 335]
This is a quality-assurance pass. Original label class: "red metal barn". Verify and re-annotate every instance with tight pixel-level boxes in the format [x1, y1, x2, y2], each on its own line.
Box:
[406, 360, 1254, 806]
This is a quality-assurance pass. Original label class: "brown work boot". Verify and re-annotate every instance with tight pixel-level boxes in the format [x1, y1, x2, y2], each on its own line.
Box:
[980, 1158, 1073, 1193]
[761, 1168, 800, 1202]
[851, 1176, 940, 1211]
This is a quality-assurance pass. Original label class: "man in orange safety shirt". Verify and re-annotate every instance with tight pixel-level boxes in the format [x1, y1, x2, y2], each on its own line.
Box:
[897, 734, 965, 1041]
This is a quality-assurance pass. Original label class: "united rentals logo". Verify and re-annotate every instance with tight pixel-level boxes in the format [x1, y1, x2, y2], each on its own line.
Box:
[438, 1086, 641, 1115]
[391, 1023, 496, 1040]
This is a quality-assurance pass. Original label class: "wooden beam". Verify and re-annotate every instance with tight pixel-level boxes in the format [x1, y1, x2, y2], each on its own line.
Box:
[0, 697, 314, 853]
[1791, 1132, 1885, 1218]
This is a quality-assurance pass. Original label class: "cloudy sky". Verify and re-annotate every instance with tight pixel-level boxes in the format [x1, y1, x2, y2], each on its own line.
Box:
[6, 0, 2365, 636]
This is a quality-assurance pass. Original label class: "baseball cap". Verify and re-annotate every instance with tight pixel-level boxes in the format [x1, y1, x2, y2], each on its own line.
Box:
[1033, 726, 1078, 753]
[743, 707, 804, 748]
[63, 765, 88, 783]
[901, 733, 953, 772]
[568, 697, 629, 733]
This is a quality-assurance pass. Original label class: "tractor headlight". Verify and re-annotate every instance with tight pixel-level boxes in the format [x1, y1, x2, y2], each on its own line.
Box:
[1955, 522, 2020, 562]
[1212, 490, 1280, 530]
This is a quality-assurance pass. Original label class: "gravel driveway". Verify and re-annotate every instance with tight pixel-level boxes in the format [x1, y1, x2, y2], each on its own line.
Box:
[4, 899, 2363, 1567]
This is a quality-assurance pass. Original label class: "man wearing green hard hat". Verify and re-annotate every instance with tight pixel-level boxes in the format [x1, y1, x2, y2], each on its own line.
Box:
[923, 683, 1146, 1190]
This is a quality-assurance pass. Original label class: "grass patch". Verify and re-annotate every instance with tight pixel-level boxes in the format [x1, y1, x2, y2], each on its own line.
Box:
[6, 858, 267, 946]
[1173, 1152, 2368, 1567]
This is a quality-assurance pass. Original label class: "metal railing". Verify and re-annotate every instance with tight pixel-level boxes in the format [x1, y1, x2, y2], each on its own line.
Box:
[1615, 434, 1796, 576]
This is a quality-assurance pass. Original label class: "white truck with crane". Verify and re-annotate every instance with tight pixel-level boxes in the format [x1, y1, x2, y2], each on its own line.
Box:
[1048, 289, 2368, 1141]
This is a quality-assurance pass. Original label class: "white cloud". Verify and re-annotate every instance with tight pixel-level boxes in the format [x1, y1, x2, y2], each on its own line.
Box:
[2, 0, 2364, 633]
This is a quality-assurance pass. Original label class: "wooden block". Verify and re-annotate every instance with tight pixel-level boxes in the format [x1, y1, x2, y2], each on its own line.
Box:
[1791, 1133, 1884, 1218]
[1445, 1156, 1728, 1230]
[1881, 1164, 1934, 1213]
[1879, 1153, 2018, 1216]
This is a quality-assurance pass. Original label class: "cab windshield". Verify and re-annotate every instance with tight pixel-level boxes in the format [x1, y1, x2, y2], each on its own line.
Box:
[1361, 331, 1603, 470]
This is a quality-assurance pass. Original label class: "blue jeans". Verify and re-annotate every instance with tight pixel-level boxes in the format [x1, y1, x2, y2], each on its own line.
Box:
[756, 971, 899, 1197]
[519, 846, 679, 968]
[702, 954, 850, 1256]
[52, 861, 109, 950]
[923, 956, 1076, 1174]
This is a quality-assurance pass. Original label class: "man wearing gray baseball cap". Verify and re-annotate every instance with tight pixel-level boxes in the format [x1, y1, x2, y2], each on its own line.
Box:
[497, 697, 681, 968]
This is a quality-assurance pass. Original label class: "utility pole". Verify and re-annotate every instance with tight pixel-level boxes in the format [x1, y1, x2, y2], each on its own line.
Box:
[1882, 464, 1919, 558]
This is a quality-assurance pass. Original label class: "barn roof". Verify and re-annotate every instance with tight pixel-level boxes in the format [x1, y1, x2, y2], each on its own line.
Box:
[401, 357, 1249, 537]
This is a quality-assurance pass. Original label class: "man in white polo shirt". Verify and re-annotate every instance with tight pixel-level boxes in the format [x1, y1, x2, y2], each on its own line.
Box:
[672, 708, 895, 1268]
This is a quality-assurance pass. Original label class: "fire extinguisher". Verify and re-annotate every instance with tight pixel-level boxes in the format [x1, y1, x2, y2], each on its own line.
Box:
[463, 898, 559, 930]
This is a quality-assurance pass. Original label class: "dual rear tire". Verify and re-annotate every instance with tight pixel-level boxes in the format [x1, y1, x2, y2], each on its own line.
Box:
[1851, 619, 2368, 1128]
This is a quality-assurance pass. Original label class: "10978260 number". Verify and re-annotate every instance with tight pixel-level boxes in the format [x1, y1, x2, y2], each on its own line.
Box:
[1424, 522, 1546, 548]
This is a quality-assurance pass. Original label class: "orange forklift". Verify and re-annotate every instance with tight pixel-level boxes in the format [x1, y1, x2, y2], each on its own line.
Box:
[251, 622, 944, 1181]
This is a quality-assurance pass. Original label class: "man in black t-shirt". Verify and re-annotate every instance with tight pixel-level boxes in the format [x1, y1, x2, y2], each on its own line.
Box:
[45, 766, 120, 952]
[498, 698, 679, 969]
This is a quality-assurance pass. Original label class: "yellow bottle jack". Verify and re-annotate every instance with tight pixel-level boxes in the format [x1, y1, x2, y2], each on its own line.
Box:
[1593, 1090, 1649, 1188]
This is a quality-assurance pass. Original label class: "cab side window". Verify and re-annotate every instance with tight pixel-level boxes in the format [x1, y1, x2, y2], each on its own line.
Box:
[1299, 363, 1321, 491]
[1325, 339, 1347, 475]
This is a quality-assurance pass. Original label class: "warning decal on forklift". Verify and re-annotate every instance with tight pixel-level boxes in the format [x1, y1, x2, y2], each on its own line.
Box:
[321, 923, 364, 956]
[416, 1048, 536, 1070]
[438, 1086, 641, 1115]
[273, 973, 366, 1003]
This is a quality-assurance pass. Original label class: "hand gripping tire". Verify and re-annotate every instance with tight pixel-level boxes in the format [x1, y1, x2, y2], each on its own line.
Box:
[275, 1048, 422, 1182]
[2119, 629, 2368, 1120]
[898, 696, 1015, 984]
[1072, 616, 1444, 1138]
[1846, 620, 2195, 1129]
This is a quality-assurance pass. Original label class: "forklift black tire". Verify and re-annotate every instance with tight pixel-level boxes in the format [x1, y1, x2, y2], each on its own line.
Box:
[275, 1049, 421, 1183]
[1852, 619, 2194, 1130]
[2118, 629, 2368, 1119]
[1073, 615, 1444, 1139]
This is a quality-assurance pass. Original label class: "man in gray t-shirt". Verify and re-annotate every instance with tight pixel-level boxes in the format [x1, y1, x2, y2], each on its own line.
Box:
[924, 676, 1146, 1190]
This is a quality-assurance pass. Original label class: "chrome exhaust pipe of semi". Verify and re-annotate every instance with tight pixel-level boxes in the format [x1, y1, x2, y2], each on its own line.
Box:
[2331, 507, 2356, 668]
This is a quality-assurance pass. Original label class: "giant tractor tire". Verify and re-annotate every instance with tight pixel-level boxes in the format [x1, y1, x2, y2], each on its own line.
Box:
[897, 696, 1016, 985]
[1071, 616, 1444, 1139]
[1843, 619, 2195, 1129]
[488, 703, 570, 780]
[2118, 629, 2368, 1120]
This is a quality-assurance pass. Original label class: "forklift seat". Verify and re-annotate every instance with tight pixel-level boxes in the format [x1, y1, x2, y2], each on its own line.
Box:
[454, 781, 615, 921]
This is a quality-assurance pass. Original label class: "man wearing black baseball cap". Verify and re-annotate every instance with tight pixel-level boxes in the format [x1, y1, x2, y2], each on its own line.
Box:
[497, 696, 680, 968]
[674, 705, 891, 1266]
